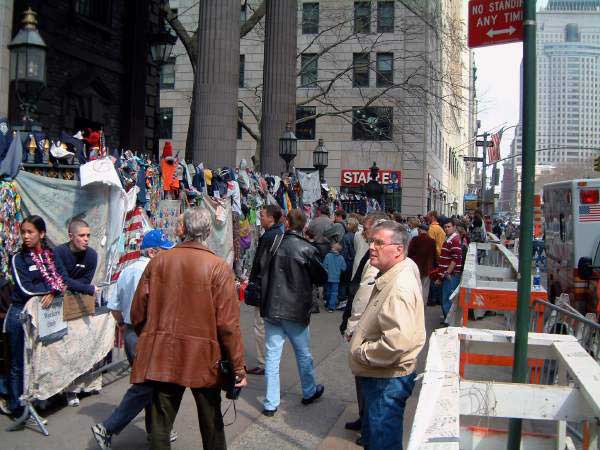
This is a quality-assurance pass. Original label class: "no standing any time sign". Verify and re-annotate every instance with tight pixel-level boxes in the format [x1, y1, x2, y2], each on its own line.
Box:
[468, 0, 524, 48]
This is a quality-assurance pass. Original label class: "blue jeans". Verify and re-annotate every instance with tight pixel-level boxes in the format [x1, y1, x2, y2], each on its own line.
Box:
[103, 326, 153, 435]
[442, 274, 461, 318]
[358, 373, 416, 450]
[263, 319, 317, 411]
[325, 282, 339, 310]
[6, 304, 25, 416]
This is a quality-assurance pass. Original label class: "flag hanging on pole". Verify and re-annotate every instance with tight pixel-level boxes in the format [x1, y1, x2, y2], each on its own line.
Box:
[487, 130, 502, 163]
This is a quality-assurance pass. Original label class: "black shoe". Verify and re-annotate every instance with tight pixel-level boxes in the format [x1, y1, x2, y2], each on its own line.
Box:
[262, 408, 277, 417]
[356, 435, 364, 446]
[345, 418, 362, 431]
[301, 384, 324, 405]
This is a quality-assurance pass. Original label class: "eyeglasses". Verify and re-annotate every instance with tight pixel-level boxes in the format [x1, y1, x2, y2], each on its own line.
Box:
[367, 238, 402, 248]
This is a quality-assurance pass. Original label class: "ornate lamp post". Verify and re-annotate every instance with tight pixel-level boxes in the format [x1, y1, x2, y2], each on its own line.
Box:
[149, 20, 177, 65]
[312, 138, 328, 182]
[278, 121, 297, 173]
[8, 7, 47, 132]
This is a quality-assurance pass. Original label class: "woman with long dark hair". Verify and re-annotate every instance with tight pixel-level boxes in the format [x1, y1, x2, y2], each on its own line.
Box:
[5, 215, 65, 417]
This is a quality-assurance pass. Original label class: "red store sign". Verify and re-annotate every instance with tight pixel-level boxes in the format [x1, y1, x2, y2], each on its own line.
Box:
[341, 169, 401, 187]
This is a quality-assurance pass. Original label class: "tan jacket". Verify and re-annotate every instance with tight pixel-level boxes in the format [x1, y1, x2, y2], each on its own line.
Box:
[349, 257, 425, 378]
[130, 241, 245, 387]
[428, 221, 446, 256]
[345, 261, 379, 339]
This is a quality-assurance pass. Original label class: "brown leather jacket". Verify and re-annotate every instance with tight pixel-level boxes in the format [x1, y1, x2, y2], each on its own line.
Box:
[130, 241, 245, 387]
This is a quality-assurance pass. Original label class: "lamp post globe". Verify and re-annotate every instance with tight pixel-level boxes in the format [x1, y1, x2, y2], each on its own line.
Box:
[8, 7, 47, 131]
[278, 121, 297, 173]
[312, 138, 328, 182]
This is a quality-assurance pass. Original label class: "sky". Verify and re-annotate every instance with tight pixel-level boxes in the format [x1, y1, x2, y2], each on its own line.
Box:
[471, 0, 549, 159]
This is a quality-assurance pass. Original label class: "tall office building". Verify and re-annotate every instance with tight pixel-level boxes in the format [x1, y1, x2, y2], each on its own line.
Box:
[536, 0, 600, 165]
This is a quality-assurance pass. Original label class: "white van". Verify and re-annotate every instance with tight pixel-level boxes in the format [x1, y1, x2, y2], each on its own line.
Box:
[543, 179, 600, 314]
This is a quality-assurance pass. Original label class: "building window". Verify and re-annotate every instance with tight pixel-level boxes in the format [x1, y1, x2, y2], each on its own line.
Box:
[353, 53, 370, 87]
[75, 0, 112, 25]
[159, 108, 173, 139]
[296, 106, 316, 140]
[377, 1, 394, 33]
[302, 2, 319, 34]
[352, 106, 393, 141]
[240, 1, 247, 23]
[300, 53, 318, 87]
[238, 107, 243, 140]
[354, 2, 371, 33]
[239, 55, 245, 88]
[376, 53, 393, 87]
[160, 57, 176, 89]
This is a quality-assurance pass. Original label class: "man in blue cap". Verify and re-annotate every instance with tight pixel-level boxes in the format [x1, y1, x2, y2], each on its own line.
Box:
[91, 229, 176, 449]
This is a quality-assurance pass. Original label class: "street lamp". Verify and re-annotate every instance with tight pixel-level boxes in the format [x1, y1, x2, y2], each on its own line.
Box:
[149, 24, 177, 65]
[312, 138, 328, 182]
[278, 122, 297, 173]
[8, 7, 47, 131]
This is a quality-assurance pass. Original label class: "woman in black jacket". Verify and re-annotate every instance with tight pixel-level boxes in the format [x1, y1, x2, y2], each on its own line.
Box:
[6, 215, 65, 417]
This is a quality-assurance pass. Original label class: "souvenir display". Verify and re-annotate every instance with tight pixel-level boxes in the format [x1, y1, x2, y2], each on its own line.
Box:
[0, 181, 23, 280]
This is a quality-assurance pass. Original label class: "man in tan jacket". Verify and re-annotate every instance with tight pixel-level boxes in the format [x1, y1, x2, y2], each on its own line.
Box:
[349, 220, 425, 450]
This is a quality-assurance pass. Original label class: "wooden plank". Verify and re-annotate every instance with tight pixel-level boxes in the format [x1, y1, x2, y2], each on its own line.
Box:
[476, 265, 515, 280]
[553, 341, 600, 417]
[460, 381, 595, 421]
[407, 328, 460, 450]
[458, 328, 577, 346]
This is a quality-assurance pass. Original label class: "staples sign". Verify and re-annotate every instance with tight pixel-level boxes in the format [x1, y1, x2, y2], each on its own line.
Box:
[341, 169, 401, 187]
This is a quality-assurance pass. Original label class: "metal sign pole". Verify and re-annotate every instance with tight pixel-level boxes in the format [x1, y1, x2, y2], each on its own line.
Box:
[507, 0, 536, 448]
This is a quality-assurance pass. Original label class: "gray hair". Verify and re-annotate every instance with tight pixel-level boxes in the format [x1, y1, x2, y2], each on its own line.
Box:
[372, 220, 411, 250]
[183, 207, 212, 243]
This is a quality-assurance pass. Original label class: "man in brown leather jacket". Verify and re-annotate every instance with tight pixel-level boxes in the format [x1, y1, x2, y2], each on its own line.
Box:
[130, 207, 246, 450]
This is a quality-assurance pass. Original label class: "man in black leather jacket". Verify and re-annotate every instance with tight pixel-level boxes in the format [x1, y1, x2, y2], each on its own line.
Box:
[246, 204, 283, 375]
[260, 209, 328, 417]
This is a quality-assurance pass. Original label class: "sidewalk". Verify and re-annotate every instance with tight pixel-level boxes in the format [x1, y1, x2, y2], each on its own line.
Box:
[0, 301, 444, 449]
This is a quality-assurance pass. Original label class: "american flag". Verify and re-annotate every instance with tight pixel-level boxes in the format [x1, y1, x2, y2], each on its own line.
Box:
[487, 132, 502, 163]
[579, 204, 600, 222]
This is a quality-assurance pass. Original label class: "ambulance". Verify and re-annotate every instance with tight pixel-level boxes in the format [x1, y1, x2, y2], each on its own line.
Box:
[543, 179, 600, 315]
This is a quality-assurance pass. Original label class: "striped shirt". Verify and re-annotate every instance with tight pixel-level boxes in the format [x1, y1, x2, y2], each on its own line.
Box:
[438, 232, 462, 273]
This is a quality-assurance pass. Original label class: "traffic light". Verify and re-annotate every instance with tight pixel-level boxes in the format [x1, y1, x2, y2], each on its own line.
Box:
[595, 156, 600, 172]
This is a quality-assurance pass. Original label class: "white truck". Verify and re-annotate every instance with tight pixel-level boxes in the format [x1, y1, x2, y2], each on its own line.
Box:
[543, 178, 600, 315]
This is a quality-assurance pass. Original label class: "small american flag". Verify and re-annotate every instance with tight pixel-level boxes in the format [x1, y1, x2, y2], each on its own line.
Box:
[487, 132, 502, 163]
[579, 204, 600, 222]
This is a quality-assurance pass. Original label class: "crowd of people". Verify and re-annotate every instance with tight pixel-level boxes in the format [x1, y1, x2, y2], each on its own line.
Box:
[2, 203, 500, 450]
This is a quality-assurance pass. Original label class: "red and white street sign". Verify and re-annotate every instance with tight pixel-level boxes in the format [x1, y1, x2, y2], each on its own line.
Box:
[468, 0, 524, 48]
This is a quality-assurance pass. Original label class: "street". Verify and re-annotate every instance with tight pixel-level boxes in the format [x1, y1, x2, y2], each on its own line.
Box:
[0, 301, 442, 450]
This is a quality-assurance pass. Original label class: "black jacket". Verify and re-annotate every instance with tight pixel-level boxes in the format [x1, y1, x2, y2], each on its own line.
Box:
[261, 231, 327, 325]
[10, 251, 56, 305]
[54, 243, 98, 295]
[249, 225, 283, 282]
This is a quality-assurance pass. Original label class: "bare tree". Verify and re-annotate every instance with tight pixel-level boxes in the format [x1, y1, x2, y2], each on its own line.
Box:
[163, 1, 469, 167]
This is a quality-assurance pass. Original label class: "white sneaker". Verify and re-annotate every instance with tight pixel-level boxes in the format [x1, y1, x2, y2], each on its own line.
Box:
[66, 393, 80, 407]
[91, 423, 112, 449]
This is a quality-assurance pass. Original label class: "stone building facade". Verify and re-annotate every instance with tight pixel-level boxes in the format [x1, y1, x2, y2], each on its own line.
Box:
[4, 0, 162, 151]
[161, 0, 471, 215]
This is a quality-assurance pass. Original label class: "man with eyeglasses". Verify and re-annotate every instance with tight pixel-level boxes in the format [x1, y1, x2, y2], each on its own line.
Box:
[349, 220, 425, 450]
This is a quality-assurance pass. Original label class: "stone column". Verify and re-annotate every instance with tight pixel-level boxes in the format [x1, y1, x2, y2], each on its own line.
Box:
[260, 0, 297, 174]
[193, 0, 240, 167]
[0, 0, 14, 118]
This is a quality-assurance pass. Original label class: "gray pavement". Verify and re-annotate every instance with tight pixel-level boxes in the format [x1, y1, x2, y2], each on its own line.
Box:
[0, 300, 444, 450]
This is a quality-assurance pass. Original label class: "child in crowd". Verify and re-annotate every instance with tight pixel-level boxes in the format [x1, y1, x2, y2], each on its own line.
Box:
[323, 242, 347, 313]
